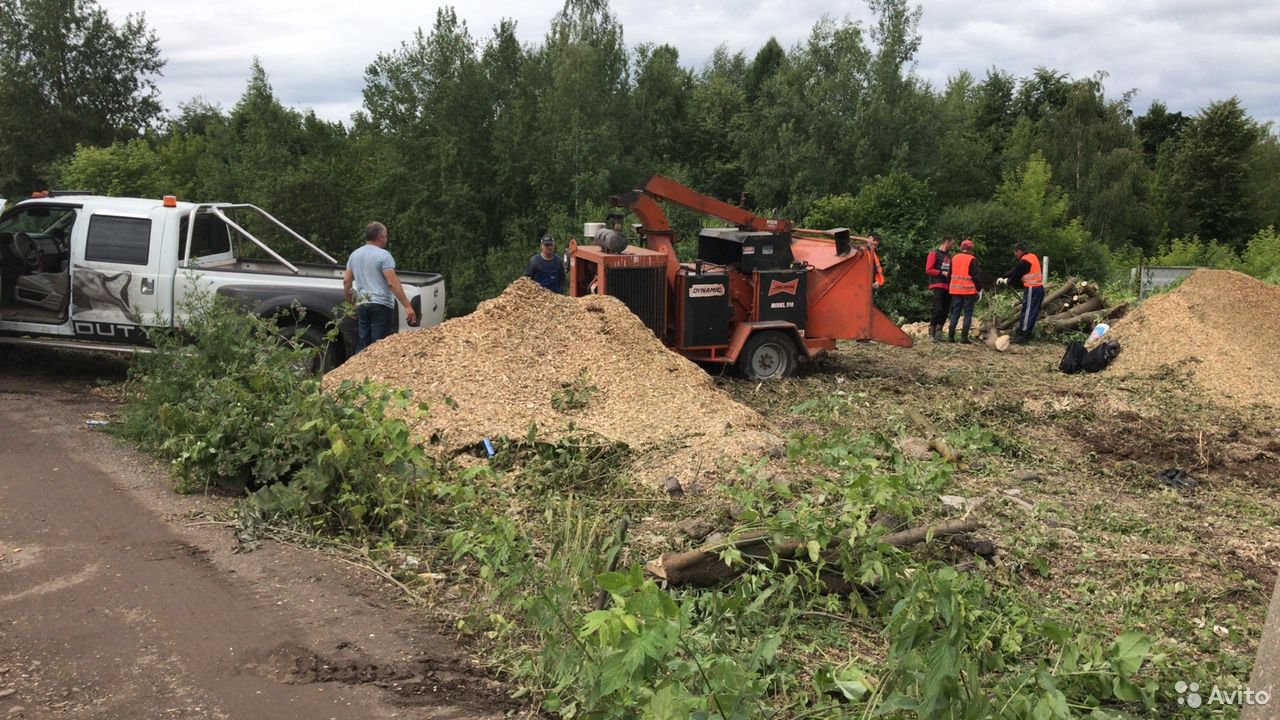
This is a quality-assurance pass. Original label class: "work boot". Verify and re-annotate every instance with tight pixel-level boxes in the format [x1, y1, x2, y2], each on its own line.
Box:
[929, 324, 942, 342]
[947, 327, 956, 343]
[959, 333, 972, 344]
[1012, 331, 1029, 345]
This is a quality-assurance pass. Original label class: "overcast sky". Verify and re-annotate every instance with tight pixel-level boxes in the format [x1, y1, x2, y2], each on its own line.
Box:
[98, 0, 1280, 130]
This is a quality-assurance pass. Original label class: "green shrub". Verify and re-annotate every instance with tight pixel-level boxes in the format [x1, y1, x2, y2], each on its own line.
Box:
[1148, 235, 1241, 269]
[119, 292, 443, 539]
[1242, 225, 1280, 282]
[803, 174, 940, 322]
[120, 293, 331, 490]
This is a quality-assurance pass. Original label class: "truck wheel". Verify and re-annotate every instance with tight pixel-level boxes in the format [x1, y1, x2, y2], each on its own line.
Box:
[280, 324, 339, 374]
[738, 330, 798, 380]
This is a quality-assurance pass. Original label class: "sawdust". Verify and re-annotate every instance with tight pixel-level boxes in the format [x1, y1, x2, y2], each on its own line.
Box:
[1107, 269, 1280, 408]
[325, 278, 780, 486]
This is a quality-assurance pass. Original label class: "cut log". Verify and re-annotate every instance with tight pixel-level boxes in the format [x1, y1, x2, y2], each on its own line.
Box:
[1042, 276, 1080, 308]
[1042, 308, 1111, 332]
[878, 519, 982, 546]
[1103, 302, 1129, 320]
[1042, 295, 1103, 322]
[981, 326, 1010, 352]
[907, 409, 959, 463]
[645, 519, 982, 587]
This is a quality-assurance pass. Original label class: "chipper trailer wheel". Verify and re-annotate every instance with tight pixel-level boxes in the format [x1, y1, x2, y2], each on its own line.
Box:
[738, 330, 798, 380]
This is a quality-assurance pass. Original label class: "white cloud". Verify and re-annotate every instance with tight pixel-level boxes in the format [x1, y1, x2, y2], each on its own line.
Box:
[99, 0, 1280, 128]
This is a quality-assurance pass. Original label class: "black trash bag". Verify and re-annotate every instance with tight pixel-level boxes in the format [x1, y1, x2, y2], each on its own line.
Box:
[1059, 340, 1086, 374]
[1059, 339, 1121, 374]
[1081, 340, 1122, 372]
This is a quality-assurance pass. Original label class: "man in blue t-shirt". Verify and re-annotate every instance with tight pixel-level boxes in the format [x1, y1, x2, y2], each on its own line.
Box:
[343, 221, 418, 352]
[524, 234, 565, 292]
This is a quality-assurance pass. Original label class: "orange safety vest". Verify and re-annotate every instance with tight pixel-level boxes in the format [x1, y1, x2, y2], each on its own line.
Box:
[871, 250, 884, 286]
[949, 253, 977, 295]
[1021, 253, 1043, 287]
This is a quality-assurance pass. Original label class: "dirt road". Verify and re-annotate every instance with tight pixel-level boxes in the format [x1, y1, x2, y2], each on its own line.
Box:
[0, 352, 518, 720]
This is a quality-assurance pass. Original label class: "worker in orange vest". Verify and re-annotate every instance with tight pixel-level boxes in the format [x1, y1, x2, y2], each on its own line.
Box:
[868, 233, 885, 289]
[996, 242, 1044, 344]
[947, 239, 984, 343]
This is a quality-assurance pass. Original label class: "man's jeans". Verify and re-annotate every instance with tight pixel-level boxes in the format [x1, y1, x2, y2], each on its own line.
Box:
[356, 303, 396, 352]
[948, 294, 977, 338]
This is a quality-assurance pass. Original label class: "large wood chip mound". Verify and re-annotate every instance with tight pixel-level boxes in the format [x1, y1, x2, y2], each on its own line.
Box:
[1107, 269, 1280, 407]
[325, 278, 780, 485]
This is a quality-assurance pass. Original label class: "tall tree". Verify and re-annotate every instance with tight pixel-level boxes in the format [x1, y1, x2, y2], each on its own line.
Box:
[927, 72, 994, 208]
[860, 0, 931, 177]
[359, 7, 493, 308]
[480, 19, 540, 237]
[0, 0, 164, 195]
[630, 43, 693, 169]
[1029, 75, 1153, 249]
[686, 46, 748, 202]
[533, 0, 629, 213]
[744, 37, 785, 103]
[1135, 100, 1188, 166]
[1163, 97, 1264, 248]
[736, 17, 873, 212]
[1248, 129, 1280, 232]
[213, 62, 355, 251]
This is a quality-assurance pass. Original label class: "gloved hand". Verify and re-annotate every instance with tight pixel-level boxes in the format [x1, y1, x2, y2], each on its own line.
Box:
[996, 277, 1008, 286]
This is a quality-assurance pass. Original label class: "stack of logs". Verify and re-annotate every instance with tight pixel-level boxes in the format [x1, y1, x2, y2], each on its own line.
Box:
[994, 276, 1128, 335]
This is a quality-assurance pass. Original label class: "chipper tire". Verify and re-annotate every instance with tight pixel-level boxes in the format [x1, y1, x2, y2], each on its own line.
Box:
[738, 330, 798, 381]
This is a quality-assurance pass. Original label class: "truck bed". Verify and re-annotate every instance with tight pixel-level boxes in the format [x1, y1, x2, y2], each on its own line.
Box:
[189, 259, 445, 288]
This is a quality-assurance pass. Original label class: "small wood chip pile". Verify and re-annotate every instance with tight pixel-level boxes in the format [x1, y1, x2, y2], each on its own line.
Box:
[901, 322, 932, 339]
[325, 278, 780, 485]
[1107, 269, 1280, 408]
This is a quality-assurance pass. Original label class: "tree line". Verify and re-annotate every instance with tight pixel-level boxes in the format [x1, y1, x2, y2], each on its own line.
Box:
[3, 0, 1279, 317]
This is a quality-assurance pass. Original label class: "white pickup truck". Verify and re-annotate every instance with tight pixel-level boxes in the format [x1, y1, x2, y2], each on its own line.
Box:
[0, 193, 445, 369]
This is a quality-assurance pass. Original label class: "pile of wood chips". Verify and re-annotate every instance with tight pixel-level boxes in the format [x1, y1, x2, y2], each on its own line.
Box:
[325, 278, 781, 486]
[1107, 269, 1280, 407]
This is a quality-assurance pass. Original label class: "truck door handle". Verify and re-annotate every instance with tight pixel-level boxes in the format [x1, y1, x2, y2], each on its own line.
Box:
[141, 278, 154, 295]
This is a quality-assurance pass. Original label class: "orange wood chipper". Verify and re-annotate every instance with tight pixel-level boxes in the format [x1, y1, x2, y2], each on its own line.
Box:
[568, 175, 911, 379]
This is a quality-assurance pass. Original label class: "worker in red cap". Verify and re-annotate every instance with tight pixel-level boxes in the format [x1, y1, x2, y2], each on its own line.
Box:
[946, 238, 984, 343]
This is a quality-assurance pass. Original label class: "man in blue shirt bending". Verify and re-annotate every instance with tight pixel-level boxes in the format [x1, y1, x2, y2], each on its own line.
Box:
[343, 221, 418, 353]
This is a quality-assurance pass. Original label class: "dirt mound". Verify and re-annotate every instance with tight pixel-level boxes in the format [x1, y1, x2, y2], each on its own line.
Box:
[325, 278, 778, 485]
[1107, 269, 1280, 407]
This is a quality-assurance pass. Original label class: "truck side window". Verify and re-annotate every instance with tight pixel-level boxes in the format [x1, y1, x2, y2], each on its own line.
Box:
[85, 215, 152, 265]
[179, 214, 232, 259]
